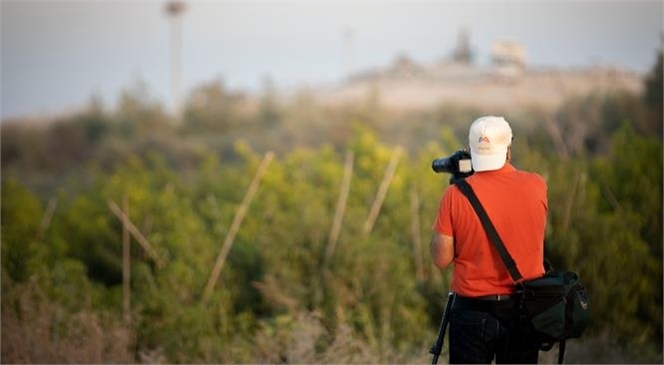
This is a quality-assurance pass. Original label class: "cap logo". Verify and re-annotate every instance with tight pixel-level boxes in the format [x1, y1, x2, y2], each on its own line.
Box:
[478, 136, 490, 143]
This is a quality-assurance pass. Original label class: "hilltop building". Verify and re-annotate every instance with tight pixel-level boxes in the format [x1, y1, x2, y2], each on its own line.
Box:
[301, 29, 643, 112]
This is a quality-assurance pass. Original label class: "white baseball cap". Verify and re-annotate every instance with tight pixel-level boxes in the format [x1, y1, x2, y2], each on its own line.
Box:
[468, 116, 513, 172]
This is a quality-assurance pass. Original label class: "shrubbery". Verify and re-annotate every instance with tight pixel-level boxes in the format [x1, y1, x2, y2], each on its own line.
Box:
[2, 57, 662, 363]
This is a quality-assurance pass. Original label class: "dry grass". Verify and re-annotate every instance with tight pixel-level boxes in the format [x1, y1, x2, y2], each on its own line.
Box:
[549, 332, 664, 364]
[2, 278, 135, 364]
[4, 277, 660, 364]
[253, 311, 382, 364]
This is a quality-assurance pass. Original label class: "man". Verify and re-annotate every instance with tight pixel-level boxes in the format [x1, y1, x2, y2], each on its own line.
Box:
[430, 116, 548, 364]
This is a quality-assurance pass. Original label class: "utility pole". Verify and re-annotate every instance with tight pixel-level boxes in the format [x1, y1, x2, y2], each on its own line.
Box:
[165, 1, 186, 119]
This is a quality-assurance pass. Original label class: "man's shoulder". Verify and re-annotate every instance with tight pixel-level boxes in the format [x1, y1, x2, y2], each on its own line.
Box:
[443, 180, 468, 201]
[512, 167, 547, 186]
[512, 170, 548, 197]
[520, 170, 545, 181]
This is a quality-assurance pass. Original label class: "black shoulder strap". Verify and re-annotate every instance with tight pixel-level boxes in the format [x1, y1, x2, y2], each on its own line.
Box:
[454, 179, 523, 282]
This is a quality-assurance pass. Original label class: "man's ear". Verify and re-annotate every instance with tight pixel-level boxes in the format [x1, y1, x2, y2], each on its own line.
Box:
[506, 144, 512, 162]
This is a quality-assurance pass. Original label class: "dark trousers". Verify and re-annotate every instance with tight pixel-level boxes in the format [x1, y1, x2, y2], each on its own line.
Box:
[449, 296, 539, 364]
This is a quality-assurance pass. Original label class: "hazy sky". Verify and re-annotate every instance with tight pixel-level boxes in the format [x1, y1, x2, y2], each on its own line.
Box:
[1, 1, 662, 119]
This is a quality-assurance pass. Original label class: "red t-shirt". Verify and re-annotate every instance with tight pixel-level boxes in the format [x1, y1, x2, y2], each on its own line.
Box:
[433, 163, 547, 297]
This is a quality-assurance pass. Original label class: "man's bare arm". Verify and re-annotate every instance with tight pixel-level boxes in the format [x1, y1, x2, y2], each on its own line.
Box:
[430, 232, 454, 269]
